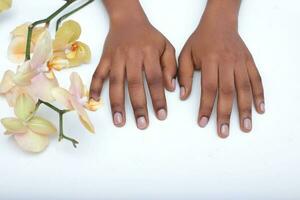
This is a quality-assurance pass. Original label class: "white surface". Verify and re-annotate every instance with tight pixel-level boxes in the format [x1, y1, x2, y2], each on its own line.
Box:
[0, 0, 299, 199]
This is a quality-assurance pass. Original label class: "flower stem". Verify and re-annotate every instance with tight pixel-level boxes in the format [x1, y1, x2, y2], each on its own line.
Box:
[56, 0, 95, 31]
[25, 0, 77, 61]
[36, 99, 79, 148]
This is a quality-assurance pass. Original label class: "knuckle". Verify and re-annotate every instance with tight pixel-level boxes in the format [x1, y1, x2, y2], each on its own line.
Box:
[219, 113, 232, 121]
[153, 98, 166, 108]
[109, 74, 122, 86]
[254, 91, 264, 99]
[133, 105, 146, 116]
[92, 72, 105, 81]
[239, 81, 251, 92]
[128, 78, 142, 89]
[220, 87, 234, 96]
[255, 73, 263, 84]
[240, 107, 252, 115]
[148, 74, 163, 87]
[202, 81, 217, 94]
[142, 45, 156, 54]
[110, 102, 123, 111]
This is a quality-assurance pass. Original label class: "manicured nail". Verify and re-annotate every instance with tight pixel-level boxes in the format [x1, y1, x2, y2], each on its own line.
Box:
[243, 118, 252, 131]
[199, 116, 209, 128]
[220, 124, 229, 138]
[137, 116, 147, 130]
[172, 78, 176, 90]
[180, 87, 185, 99]
[113, 112, 123, 126]
[157, 109, 167, 120]
[260, 102, 265, 113]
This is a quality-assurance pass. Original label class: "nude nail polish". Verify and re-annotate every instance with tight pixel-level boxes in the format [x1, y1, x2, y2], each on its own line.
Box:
[260, 102, 265, 113]
[220, 124, 229, 138]
[243, 118, 252, 131]
[180, 87, 185, 99]
[137, 117, 147, 130]
[157, 109, 167, 120]
[172, 78, 176, 90]
[113, 112, 123, 125]
[199, 116, 209, 128]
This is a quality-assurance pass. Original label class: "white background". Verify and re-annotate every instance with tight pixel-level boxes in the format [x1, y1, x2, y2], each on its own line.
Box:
[0, 0, 299, 199]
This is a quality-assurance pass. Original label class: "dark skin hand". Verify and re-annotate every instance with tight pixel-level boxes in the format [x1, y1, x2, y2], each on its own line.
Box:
[90, 0, 177, 130]
[178, 0, 265, 138]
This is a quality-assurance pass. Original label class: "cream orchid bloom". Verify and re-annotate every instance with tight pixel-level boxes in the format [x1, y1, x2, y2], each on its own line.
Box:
[8, 23, 46, 63]
[0, 29, 58, 105]
[1, 93, 57, 153]
[0, 0, 11, 12]
[52, 72, 101, 133]
[48, 20, 91, 70]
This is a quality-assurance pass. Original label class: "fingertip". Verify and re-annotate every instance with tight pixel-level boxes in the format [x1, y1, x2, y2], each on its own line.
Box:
[218, 123, 230, 139]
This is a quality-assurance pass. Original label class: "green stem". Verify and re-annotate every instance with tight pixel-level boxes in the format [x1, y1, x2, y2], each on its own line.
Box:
[36, 99, 79, 148]
[25, 0, 77, 60]
[56, 0, 95, 31]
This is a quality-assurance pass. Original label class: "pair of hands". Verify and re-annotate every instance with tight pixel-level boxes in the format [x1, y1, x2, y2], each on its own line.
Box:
[89, 0, 265, 138]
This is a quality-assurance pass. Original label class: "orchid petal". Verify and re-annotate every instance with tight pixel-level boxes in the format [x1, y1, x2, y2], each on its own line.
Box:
[69, 72, 85, 98]
[53, 20, 81, 50]
[4, 87, 23, 107]
[10, 23, 30, 37]
[48, 56, 69, 71]
[28, 116, 57, 136]
[14, 130, 49, 153]
[14, 93, 35, 121]
[7, 36, 29, 63]
[70, 97, 94, 133]
[51, 87, 73, 109]
[0, 0, 12, 12]
[0, 70, 15, 94]
[31, 30, 52, 70]
[67, 42, 91, 67]
[84, 98, 102, 112]
[13, 61, 37, 86]
[28, 73, 58, 102]
[1, 118, 27, 134]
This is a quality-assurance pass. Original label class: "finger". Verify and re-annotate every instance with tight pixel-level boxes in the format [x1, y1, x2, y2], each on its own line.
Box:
[178, 46, 194, 100]
[144, 52, 167, 121]
[89, 56, 110, 101]
[161, 41, 177, 91]
[198, 63, 218, 128]
[247, 58, 265, 114]
[126, 58, 148, 130]
[217, 65, 235, 138]
[109, 54, 126, 127]
[235, 65, 252, 132]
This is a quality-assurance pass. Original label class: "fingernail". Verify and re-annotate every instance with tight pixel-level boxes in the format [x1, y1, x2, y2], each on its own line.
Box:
[180, 87, 185, 99]
[199, 116, 209, 128]
[172, 78, 176, 90]
[137, 116, 147, 130]
[113, 112, 123, 126]
[260, 102, 265, 113]
[157, 109, 167, 120]
[220, 124, 229, 138]
[243, 118, 252, 131]
[90, 96, 99, 102]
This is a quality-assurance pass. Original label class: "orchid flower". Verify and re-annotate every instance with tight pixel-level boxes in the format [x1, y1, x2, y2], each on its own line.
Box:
[0, 0, 11, 12]
[52, 72, 101, 133]
[8, 23, 46, 63]
[48, 20, 91, 70]
[0, 29, 58, 105]
[1, 94, 57, 153]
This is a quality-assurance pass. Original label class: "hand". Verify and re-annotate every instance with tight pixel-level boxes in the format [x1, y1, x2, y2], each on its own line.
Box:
[90, 1, 176, 130]
[178, 1, 265, 138]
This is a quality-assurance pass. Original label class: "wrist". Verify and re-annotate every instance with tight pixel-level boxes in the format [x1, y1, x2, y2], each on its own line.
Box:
[201, 0, 241, 30]
[103, 0, 148, 26]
